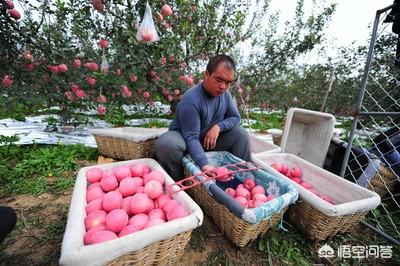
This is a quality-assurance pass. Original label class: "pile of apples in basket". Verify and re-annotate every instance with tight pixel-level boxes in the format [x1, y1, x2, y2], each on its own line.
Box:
[270, 162, 334, 204]
[224, 176, 276, 208]
[84, 163, 190, 245]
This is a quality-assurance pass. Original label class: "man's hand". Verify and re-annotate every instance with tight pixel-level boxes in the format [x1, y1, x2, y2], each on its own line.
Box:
[203, 124, 220, 150]
[200, 165, 233, 182]
[201, 164, 216, 177]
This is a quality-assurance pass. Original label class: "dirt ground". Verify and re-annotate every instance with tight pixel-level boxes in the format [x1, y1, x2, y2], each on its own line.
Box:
[1, 191, 399, 266]
[0, 190, 267, 266]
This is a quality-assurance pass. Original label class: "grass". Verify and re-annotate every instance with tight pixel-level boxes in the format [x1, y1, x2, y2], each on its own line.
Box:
[259, 227, 317, 265]
[0, 96, 44, 121]
[365, 203, 400, 241]
[45, 219, 67, 242]
[0, 140, 98, 196]
[201, 251, 231, 266]
[257, 221, 400, 265]
[241, 111, 285, 132]
[189, 226, 208, 251]
[139, 119, 170, 128]
[191, 220, 400, 265]
[24, 216, 43, 228]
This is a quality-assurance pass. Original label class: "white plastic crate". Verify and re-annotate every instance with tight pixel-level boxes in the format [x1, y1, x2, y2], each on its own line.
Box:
[253, 152, 381, 216]
[59, 158, 203, 266]
[280, 108, 335, 167]
[249, 134, 281, 154]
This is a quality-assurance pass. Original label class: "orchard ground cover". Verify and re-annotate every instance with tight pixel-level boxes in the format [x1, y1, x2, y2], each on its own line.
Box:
[0, 140, 399, 265]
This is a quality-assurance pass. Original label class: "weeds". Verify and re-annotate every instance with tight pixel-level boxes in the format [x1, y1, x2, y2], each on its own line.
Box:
[45, 219, 67, 242]
[0, 96, 44, 121]
[201, 251, 231, 266]
[24, 216, 43, 228]
[140, 119, 170, 128]
[189, 226, 210, 251]
[104, 106, 127, 126]
[259, 227, 316, 266]
[258, 219, 400, 265]
[0, 142, 98, 196]
[242, 112, 284, 132]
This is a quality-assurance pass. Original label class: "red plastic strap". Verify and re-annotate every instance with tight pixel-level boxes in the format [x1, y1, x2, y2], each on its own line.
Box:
[165, 161, 260, 194]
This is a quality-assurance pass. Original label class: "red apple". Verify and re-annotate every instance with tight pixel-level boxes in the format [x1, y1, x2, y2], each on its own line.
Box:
[290, 166, 302, 178]
[97, 95, 107, 103]
[271, 163, 283, 173]
[90, 62, 99, 71]
[234, 196, 248, 208]
[213, 167, 232, 182]
[225, 188, 236, 198]
[84, 210, 106, 231]
[236, 187, 250, 199]
[48, 65, 59, 73]
[75, 89, 85, 99]
[73, 59, 81, 68]
[130, 74, 138, 82]
[251, 185, 265, 196]
[321, 195, 334, 204]
[161, 4, 172, 16]
[8, 9, 21, 20]
[300, 182, 313, 190]
[86, 76, 96, 86]
[58, 63, 68, 72]
[139, 27, 155, 42]
[143, 91, 150, 98]
[2, 76, 13, 87]
[99, 38, 108, 48]
[281, 164, 289, 174]
[92, 0, 104, 12]
[97, 105, 106, 115]
[243, 178, 256, 190]
[5, 1, 14, 9]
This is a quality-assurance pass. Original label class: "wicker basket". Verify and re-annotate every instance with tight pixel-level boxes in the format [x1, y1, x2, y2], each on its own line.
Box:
[108, 231, 191, 266]
[272, 135, 282, 146]
[185, 170, 285, 247]
[287, 201, 367, 241]
[90, 127, 168, 160]
[367, 165, 398, 198]
[253, 152, 381, 241]
[94, 135, 156, 160]
[59, 158, 203, 266]
[182, 152, 299, 248]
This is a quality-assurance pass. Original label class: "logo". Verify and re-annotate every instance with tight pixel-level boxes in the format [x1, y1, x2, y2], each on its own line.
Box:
[318, 244, 335, 258]
[317, 244, 393, 259]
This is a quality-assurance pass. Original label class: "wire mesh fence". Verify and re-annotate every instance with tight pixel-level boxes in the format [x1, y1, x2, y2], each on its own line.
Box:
[340, 5, 400, 244]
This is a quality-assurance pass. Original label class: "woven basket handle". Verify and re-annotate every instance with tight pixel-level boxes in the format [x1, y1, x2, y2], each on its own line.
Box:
[165, 162, 260, 194]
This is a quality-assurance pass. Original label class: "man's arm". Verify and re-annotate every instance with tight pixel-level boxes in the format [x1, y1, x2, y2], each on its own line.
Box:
[178, 102, 209, 168]
[217, 92, 240, 132]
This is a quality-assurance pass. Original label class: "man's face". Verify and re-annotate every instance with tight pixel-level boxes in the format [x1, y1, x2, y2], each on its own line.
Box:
[203, 64, 234, 97]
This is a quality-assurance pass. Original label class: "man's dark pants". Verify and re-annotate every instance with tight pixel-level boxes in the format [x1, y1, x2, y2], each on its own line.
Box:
[155, 126, 251, 180]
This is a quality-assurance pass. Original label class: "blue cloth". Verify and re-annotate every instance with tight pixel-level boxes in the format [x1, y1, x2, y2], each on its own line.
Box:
[182, 151, 299, 224]
[169, 83, 240, 168]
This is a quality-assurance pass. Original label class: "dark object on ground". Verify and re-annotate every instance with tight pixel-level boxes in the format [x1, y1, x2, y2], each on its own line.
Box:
[0, 206, 17, 243]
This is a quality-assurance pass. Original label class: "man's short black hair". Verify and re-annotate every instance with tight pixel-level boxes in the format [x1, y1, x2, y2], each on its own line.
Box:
[206, 55, 236, 74]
